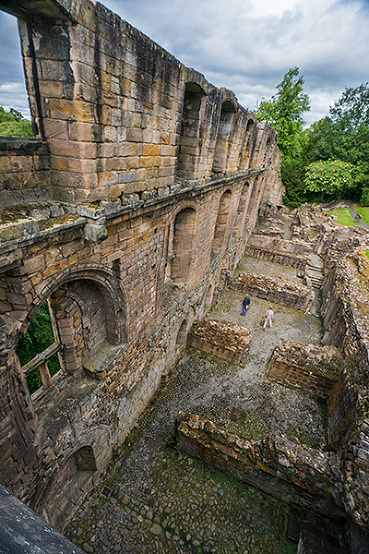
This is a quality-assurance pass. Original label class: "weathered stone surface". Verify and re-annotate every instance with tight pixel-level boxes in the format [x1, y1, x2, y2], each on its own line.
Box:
[229, 271, 313, 312]
[174, 412, 344, 517]
[267, 340, 342, 399]
[187, 319, 251, 364]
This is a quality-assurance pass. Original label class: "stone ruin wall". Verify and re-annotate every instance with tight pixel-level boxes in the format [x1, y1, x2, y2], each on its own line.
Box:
[318, 248, 369, 534]
[0, 0, 283, 530]
[267, 340, 342, 399]
[229, 271, 313, 312]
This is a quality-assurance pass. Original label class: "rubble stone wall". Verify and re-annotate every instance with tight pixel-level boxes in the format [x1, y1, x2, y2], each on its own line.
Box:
[245, 235, 311, 270]
[320, 252, 369, 533]
[187, 319, 252, 364]
[229, 272, 313, 312]
[174, 412, 344, 518]
[267, 340, 342, 399]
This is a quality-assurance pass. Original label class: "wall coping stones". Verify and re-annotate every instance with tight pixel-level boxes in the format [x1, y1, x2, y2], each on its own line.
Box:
[0, 168, 264, 256]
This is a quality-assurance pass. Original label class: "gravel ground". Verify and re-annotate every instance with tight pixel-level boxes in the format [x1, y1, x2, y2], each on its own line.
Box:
[65, 258, 325, 553]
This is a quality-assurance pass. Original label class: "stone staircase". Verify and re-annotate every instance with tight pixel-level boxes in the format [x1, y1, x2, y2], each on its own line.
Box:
[305, 253, 324, 289]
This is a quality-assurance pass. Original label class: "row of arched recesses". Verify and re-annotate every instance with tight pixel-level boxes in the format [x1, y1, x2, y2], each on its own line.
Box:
[17, 178, 256, 396]
[166, 181, 253, 287]
[176, 83, 259, 181]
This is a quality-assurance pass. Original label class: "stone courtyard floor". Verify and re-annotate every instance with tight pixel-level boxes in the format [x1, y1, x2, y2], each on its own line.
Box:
[65, 256, 325, 553]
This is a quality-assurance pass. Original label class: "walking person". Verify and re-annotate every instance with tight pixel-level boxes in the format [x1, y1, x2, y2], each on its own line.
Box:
[241, 296, 250, 315]
[263, 307, 274, 328]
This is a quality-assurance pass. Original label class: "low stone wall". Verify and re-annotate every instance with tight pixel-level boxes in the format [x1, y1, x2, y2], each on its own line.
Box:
[187, 319, 251, 364]
[246, 235, 311, 270]
[174, 413, 344, 517]
[267, 340, 342, 399]
[229, 272, 313, 312]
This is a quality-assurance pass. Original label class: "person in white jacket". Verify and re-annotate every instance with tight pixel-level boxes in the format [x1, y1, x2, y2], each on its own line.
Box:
[263, 308, 274, 329]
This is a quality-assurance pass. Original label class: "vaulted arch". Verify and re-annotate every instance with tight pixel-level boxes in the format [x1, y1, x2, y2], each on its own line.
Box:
[212, 101, 237, 176]
[176, 82, 207, 180]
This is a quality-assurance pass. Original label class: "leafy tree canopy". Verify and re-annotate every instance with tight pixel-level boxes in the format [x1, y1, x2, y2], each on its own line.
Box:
[304, 159, 359, 201]
[329, 82, 369, 131]
[0, 106, 33, 137]
[255, 67, 310, 158]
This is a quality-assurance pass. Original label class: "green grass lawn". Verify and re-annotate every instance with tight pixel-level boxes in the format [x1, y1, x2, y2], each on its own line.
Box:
[354, 206, 369, 225]
[330, 208, 359, 226]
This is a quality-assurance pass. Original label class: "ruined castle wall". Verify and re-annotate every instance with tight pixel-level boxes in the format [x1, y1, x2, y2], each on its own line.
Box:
[229, 272, 313, 311]
[0, 0, 284, 530]
[267, 340, 342, 400]
[246, 235, 311, 270]
[320, 253, 369, 532]
[0, 0, 281, 207]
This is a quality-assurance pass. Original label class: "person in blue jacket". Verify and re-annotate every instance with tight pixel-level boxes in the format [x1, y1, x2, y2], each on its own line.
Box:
[241, 296, 250, 315]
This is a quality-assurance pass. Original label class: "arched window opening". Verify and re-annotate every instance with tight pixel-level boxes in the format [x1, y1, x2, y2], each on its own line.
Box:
[170, 207, 197, 281]
[49, 278, 125, 375]
[239, 118, 255, 169]
[203, 286, 214, 314]
[0, 12, 34, 137]
[212, 101, 237, 176]
[246, 175, 263, 225]
[237, 182, 250, 217]
[211, 190, 232, 256]
[17, 301, 61, 394]
[176, 82, 206, 180]
[75, 446, 97, 472]
[176, 319, 188, 348]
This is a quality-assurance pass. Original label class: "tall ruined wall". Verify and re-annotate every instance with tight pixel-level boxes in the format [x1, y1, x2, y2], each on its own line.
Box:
[0, 0, 283, 530]
[320, 245, 369, 533]
[1, 0, 282, 207]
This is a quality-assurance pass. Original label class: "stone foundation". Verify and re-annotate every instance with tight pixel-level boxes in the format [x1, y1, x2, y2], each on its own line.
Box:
[174, 412, 344, 517]
[246, 235, 311, 271]
[229, 272, 313, 312]
[187, 319, 251, 364]
[267, 340, 342, 399]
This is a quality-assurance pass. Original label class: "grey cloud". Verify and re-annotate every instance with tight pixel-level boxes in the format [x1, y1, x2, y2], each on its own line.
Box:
[1, 0, 369, 123]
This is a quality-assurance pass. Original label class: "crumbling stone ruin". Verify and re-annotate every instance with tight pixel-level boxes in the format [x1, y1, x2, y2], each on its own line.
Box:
[0, 0, 368, 552]
[0, 0, 281, 536]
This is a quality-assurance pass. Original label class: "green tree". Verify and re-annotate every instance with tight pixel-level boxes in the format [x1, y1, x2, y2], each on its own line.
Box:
[304, 159, 359, 202]
[307, 83, 369, 204]
[329, 82, 369, 131]
[17, 302, 60, 394]
[255, 67, 310, 158]
[0, 106, 33, 137]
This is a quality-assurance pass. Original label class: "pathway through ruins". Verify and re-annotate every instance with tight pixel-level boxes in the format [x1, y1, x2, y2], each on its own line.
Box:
[65, 255, 325, 553]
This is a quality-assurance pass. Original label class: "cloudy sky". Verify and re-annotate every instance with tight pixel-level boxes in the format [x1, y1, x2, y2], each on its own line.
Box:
[1, 0, 369, 125]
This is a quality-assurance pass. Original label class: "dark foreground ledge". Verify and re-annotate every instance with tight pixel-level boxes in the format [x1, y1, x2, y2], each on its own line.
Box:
[0, 485, 84, 554]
